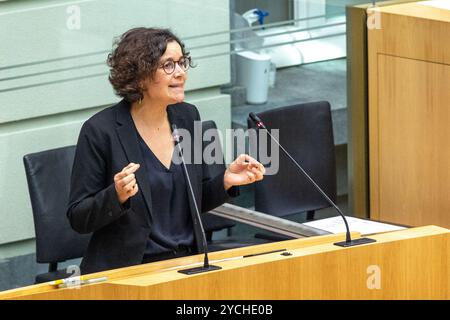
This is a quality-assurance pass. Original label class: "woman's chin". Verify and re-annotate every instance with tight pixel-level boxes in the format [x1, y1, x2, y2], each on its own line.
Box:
[172, 94, 185, 103]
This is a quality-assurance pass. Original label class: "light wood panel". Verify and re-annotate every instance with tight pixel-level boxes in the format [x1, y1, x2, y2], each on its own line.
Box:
[346, 0, 420, 219]
[377, 55, 450, 226]
[1, 226, 448, 300]
[368, 1, 450, 227]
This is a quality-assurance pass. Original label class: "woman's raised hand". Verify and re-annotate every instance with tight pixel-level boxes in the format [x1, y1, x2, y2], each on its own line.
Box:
[114, 163, 140, 204]
[223, 154, 265, 190]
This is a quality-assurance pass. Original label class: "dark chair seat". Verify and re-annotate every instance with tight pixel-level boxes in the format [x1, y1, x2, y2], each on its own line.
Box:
[202, 212, 235, 241]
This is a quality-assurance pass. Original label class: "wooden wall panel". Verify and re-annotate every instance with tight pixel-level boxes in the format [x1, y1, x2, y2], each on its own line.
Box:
[377, 55, 450, 227]
[368, 1, 450, 227]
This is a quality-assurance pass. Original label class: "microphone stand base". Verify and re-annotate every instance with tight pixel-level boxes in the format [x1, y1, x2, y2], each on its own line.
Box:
[178, 265, 222, 275]
[334, 237, 376, 247]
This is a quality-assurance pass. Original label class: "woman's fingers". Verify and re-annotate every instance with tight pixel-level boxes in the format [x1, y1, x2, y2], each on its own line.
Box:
[234, 154, 245, 166]
[257, 162, 266, 175]
[234, 154, 262, 171]
[116, 164, 139, 181]
[246, 170, 256, 182]
[116, 163, 139, 178]
[236, 154, 252, 165]
[238, 154, 265, 179]
[230, 154, 265, 183]
[114, 163, 140, 203]
[122, 163, 140, 177]
[123, 162, 136, 171]
[129, 183, 139, 196]
[123, 178, 137, 193]
[118, 173, 135, 188]
[245, 154, 259, 165]
[251, 166, 264, 181]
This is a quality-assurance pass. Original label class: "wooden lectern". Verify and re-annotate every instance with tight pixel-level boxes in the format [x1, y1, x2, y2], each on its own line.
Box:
[368, 1, 450, 228]
[0, 225, 448, 299]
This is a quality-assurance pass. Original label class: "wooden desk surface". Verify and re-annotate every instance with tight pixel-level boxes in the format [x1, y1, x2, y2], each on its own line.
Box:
[1, 226, 449, 299]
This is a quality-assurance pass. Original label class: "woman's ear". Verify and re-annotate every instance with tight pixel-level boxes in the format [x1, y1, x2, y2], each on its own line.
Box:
[141, 75, 157, 88]
[138, 78, 147, 91]
[138, 77, 150, 94]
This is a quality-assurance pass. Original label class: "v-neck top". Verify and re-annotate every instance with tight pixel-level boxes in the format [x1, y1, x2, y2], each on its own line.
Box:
[136, 130, 194, 255]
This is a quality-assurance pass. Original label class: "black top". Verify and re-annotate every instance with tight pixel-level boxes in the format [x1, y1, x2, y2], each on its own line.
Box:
[68, 100, 237, 275]
[136, 132, 194, 255]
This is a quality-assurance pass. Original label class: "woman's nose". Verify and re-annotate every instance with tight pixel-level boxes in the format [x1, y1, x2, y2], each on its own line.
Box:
[173, 62, 186, 77]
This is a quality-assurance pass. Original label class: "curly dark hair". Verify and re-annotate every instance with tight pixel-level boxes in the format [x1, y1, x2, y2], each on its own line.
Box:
[107, 27, 191, 103]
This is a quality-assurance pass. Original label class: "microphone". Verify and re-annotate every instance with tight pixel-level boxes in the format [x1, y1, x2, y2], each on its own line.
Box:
[171, 124, 221, 274]
[249, 112, 376, 247]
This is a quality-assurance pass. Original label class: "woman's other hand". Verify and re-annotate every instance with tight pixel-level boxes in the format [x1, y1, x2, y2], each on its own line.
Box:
[224, 154, 265, 190]
[114, 163, 140, 204]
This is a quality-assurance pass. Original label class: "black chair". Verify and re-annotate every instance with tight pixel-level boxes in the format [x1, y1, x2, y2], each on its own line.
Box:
[23, 146, 91, 283]
[247, 101, 337, 241]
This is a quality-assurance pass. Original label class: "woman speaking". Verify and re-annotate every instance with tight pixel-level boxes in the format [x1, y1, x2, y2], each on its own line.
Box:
[67, 28, 265, 274]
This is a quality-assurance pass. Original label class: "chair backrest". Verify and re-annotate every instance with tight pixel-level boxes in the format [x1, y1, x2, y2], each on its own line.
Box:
[23, 146, 90, 264]
[201, 120, 235, 232]
[247, 101, 337, 217]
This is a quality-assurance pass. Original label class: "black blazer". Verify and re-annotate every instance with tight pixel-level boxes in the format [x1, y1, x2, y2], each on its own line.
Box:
[67, 99, 237, 275]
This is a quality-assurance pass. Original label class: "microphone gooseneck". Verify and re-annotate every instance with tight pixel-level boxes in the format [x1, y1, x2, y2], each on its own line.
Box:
[172, 124, 222, 274]
[249, 112, 376, 247]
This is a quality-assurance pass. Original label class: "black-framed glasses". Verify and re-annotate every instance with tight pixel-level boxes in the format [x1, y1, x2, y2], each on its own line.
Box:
[159, 56, 191, 74]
